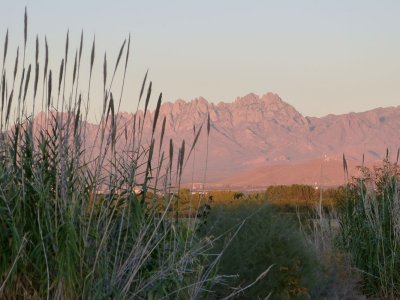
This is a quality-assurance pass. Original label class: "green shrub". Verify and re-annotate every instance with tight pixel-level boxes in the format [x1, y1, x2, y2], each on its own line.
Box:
[337, 159, 400, 299]
[200, 203, 321, 299]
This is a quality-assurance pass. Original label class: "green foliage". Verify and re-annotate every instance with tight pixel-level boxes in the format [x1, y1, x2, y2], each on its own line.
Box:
[337, 159, 400, 298]
[200, 203, 321, 299]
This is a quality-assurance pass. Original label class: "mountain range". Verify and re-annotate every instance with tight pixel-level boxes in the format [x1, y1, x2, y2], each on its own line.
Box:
[37, 92, 400, 188]
[154, 92, 399, 187]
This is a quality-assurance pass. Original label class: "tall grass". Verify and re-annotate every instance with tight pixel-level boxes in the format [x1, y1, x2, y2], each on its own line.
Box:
[199, 202, 321, 299]
[337, 157, 400, 298]
[0, 9, 220, 299]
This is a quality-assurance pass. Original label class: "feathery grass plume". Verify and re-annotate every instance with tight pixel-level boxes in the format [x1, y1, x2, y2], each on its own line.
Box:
[342, 153, 348, 182]
[33, 62, 39, 98]
[2, 29, 8, 69]
[114, 39, 126, 72]
[185, 123, 202, 167]
[23, 64, 31, 102]
[109, 39, 126, 88]
[179, 140, 185, 179]
[79, 30, 83, 63]
[137, 69, 148, 110]
[43, 37, 48, 80]
[144, 138, 155, 190]
[207, 112, 210, 136]
[109, 92, 116, 150]
[72, 50, 77, 85]
[24, 7, 27, 50]
[159, 116, 166, 152]
[124, 34, 130, 72]
[169, 138, 174, 174]
[74, 94, 81, 137]
[5, 90, 13, 124]
[397, 148, 399, 164]
[143, 81, 152, 120]
[35, 35, 39, 64]
[47, 70, 52, 108]
[362, 153, 365, 168]
[64, 30, 69, 67]
[152, 93, 162, 134]
[90, 35, 95, 76]
[18, 67, 25, 101]
[1, 73, 5, 111]
[117, 35, 130, 112]
[58, 59, 64, 96]
[13, 47, 19, 81]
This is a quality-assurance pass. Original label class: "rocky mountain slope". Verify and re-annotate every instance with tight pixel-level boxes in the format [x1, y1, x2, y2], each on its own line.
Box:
[36, 92, 399, 187]
[150, 92, 399, 185]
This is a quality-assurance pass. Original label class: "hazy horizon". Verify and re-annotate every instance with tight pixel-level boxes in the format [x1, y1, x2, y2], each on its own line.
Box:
[1, 1, 399, 120]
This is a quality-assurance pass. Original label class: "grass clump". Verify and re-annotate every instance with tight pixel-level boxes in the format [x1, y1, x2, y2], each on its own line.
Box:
[0, 9, 218, 299]
[199, 203, 321, 299]
[337, 157, 400, 299]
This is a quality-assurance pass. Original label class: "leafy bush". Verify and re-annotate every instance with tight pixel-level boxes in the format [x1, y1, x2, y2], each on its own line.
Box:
[337, 158, 400, 299]
[200, 203, 321, 299]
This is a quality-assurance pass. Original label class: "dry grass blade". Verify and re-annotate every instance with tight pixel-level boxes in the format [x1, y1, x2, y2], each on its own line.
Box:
[58, 59, 64, 95]
[221, 265, 274, 300]
[152, 93, 162, 134]
[47, 70, 52, 107]
[23, 63, 31, 101]
[3, 29, 8, 66]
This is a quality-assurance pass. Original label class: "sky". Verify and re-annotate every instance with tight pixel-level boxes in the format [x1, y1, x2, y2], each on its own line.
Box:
[0, 0, 399, 119]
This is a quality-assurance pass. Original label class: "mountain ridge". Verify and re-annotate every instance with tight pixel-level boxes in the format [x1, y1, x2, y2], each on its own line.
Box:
[33, 92, 400, 186]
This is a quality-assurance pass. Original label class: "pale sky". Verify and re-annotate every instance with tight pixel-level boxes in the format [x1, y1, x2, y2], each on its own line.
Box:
[1, 0, 399, 119]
